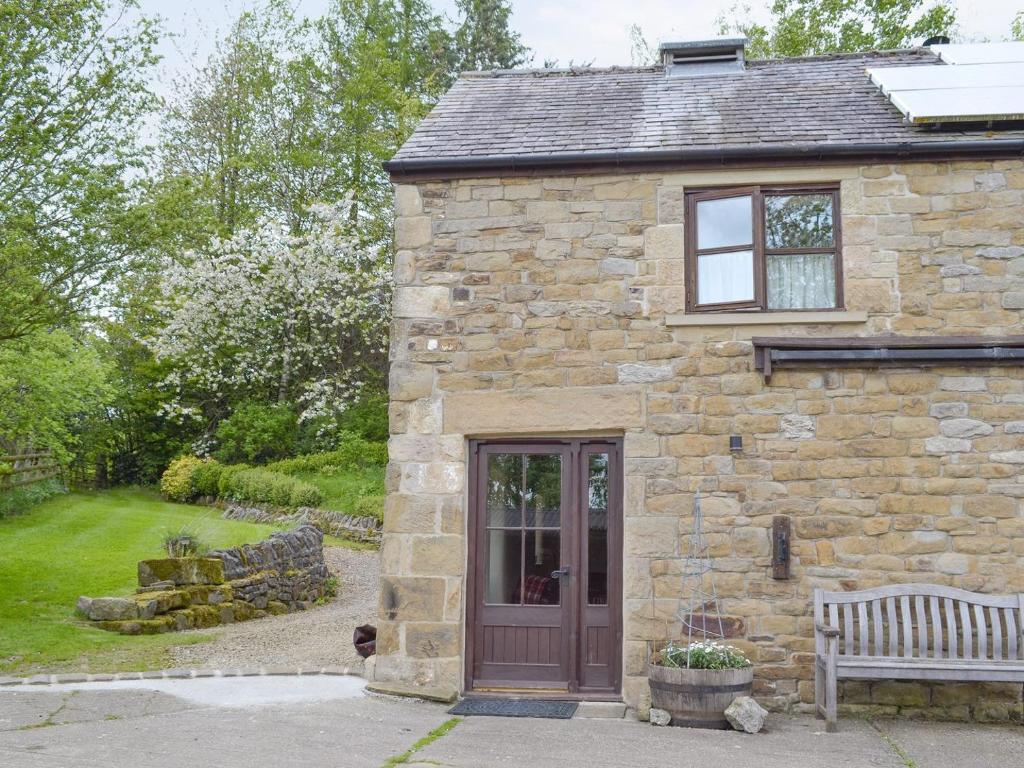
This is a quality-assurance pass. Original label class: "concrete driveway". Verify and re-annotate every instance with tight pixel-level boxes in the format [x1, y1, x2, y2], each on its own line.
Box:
[1, 677, 1022, 768]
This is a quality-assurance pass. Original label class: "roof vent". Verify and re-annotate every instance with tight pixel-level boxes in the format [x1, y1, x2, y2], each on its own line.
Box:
[660, 38, 747, 77]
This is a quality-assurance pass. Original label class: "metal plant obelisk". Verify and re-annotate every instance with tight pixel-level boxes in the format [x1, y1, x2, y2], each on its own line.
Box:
[678, 491, 725, 665]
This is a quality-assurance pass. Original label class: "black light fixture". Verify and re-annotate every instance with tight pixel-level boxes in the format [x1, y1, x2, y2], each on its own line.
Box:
[729, 435, 743, 453]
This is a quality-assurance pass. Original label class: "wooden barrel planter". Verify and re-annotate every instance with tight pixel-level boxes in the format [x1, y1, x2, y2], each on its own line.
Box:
[648, 664, 754, 729]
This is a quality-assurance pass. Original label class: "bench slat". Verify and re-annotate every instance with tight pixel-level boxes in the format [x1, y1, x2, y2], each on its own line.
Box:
[900, 595, 913, 658]
[945, 598, 958, 659]
[929, 596, 942, 659]
[975, 604, 987, 659]
[887, 598, 898, 657]
[991, 606, 1002, 661]
[872, 599, 883, 656]
[843, 603, 854, 656]
[960, 601, 973, 660]
[915, 596, 927, 658]
[858, 601, 868, 655]
[820, 584, 1018, 607]
[1007, 608, 1018, 660]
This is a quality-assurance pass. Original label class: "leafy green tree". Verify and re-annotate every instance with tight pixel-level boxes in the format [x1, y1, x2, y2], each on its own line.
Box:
[453, 0, 529, 71]
[0, 0, 159, 342]
[1013, 11, 1023, 41]
[0, 331, 112, 460]
[718, 0, 957, 58]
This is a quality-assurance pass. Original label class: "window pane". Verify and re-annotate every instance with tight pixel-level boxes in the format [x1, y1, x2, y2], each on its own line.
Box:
[523, 529, 560, 605]
[697, 249, 754, 305]
[767, 253, 837, 309]
[524, 454, 561, 528]
[587, 453, 609, 606]
[486, 453, 522, 527]
[486, 529, 522, 604]
[696, 195, 752, 249]
[764, 194, 834, 249]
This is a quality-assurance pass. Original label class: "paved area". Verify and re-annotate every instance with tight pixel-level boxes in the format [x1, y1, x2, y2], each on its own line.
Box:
[168, 547, 378, 673]
[2, 678, 1023, 768]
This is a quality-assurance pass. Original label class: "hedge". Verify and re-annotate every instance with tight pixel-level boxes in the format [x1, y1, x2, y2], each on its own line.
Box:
[265, 433, 387, 475]
[159, 456, 323, 510]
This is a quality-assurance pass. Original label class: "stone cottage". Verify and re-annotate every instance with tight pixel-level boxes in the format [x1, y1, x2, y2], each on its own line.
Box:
[375, 38, 1024, 719]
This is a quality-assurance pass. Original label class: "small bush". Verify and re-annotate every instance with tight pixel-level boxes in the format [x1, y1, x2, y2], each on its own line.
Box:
[334, 390, 389, 442]
[654, 641, 750, 670]
[190, 458, 224, 497]
[214, 403, 298, 464]
[223, 467, 322, 508]
[162, 527, 207, 557]
[0, 478, 65, 518]
[160, 456, 205, 502]
[217, 462, 249, 496]
[353, 494, 385, 521]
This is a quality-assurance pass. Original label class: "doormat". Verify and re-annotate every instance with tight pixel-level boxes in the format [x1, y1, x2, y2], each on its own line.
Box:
[449, 698, 578, 719]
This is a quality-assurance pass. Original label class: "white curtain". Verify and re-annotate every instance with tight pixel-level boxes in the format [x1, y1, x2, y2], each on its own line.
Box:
[697, 250, 754, 305]
[767, 253, 836, 309]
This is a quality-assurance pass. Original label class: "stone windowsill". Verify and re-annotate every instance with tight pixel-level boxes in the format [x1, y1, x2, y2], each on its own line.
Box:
[665, 310, 868, 327]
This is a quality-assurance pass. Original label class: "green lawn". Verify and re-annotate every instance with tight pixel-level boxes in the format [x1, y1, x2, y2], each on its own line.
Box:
[296, 465, 384, 519]
[0, 487, 278, 675]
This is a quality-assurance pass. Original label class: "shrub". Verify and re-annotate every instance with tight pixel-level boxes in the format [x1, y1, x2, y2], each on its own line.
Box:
[334, 390, 389, 442]
[223, 467, 322, 508]
[353, 494, 385, 521]
[160, 456, 205, 502]
[266, 434, 388, 475]
[216, 462, 250, 497]
[162, 527, 207, 557]
[214, 403, 298, 464]
[655, 641, 750, 670]
[190, 458, 224, 498]
[0, 478, 65, 518]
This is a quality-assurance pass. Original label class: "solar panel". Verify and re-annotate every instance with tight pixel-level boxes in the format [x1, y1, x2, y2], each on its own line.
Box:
[867, 42, 1024, 124]
[890, 86, 1024, 124]
[868, 63, 1024, 95]
[929, 42, 1024, 65]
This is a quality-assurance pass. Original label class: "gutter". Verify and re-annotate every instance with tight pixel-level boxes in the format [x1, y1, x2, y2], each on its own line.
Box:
[384, 139, 1024, 180]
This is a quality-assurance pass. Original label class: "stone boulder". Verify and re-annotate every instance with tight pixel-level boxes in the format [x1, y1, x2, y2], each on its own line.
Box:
[85, 597, 139, 621]
[138, 557, 225, 587]
[725, 696, 768, 733]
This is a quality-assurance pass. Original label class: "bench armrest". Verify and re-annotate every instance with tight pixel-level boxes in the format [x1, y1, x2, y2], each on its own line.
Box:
[816, 622, 840, 638]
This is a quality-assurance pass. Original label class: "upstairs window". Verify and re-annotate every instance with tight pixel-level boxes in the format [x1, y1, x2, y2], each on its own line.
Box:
[684, 185, 842, 312]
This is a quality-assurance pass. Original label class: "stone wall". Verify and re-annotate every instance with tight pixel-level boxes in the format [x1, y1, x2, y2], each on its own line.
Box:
[379, 160, 1024, 719]
[219, 501, 382, 544]
[78, 525, 329, 634]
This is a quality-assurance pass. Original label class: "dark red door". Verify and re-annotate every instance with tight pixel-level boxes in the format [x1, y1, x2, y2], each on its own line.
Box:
[467, 439, 622, 694]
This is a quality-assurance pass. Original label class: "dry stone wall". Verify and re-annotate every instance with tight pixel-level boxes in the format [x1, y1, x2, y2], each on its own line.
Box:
[380, 160, 1024, 719]
[78, 525, 328, 634]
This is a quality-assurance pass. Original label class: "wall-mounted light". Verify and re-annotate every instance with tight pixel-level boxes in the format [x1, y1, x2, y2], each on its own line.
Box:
[729, 435, 743, 453]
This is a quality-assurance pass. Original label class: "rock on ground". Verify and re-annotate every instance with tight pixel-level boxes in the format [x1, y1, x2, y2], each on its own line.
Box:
[725, 696, 768, 733]
[649, 707, 671, 726]
[168, 546, 378, 671]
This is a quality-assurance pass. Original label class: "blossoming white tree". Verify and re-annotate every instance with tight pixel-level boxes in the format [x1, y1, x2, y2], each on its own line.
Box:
[151, 203, 391, 435]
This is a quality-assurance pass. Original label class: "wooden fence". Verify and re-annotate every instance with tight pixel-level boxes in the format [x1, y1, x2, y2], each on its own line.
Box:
[0, 452, 62, 491]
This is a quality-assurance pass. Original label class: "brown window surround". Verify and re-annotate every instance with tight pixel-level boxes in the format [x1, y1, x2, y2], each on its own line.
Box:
[684, 183, 843, 314]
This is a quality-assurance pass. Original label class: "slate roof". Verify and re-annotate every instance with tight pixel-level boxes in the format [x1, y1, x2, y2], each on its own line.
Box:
[386, 49, 1024, 176]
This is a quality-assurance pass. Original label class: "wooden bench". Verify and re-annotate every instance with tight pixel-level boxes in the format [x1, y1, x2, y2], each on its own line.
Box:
[814, 584, 1024, 731]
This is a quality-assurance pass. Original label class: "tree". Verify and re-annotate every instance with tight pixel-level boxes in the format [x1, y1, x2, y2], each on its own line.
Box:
[718, 0, 957, 58]
[0, 330, 111, 460]
[0, 0, 159, 343]
[628, 23, 658, 66]
[150, 203, 391, 440]
[453, 0, 529, 71]
[1013, 11, 1023, 41]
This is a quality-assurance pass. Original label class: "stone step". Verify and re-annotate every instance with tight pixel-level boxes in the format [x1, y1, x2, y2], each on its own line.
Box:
[573, 701, 627, 719]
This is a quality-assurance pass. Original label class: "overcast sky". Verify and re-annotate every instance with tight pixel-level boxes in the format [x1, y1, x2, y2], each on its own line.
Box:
[136, 0, 1022, 100]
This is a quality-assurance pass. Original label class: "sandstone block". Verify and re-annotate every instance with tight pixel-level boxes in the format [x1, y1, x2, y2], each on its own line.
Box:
[380, 577, 446, 622]
[395, 216, 431, 249]
[725, 696, 768, 733]
[939, 418, 993, 438]
[393, 286, 449, 318]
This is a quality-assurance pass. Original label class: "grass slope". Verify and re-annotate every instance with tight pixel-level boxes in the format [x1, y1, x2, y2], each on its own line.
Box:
[0, 488, 277, 675]
[295, 465, 384, 518]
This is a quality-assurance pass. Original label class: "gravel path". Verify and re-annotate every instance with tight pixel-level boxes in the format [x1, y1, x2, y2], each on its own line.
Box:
[168, 547, 379, 671]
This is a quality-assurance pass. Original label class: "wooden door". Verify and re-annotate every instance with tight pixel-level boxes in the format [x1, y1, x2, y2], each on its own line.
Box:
[466, 439, 622, 694]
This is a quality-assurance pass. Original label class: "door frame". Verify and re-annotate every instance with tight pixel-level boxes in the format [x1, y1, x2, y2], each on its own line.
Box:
[464, 437, 623, 696]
